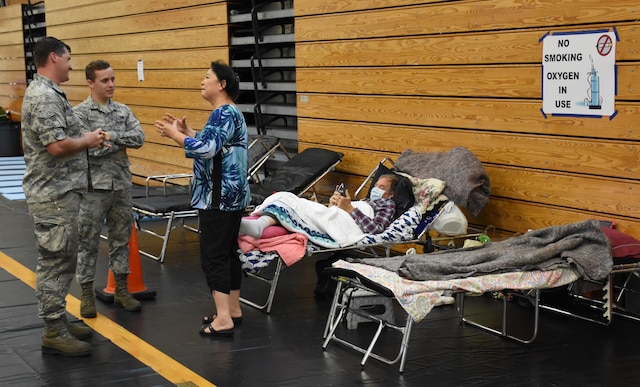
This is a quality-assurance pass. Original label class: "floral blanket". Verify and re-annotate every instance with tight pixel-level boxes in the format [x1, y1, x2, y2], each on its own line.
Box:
[332, 259, 581, 322]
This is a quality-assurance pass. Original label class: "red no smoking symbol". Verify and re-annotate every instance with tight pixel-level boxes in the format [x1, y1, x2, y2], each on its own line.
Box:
[596, 34, 613, 56]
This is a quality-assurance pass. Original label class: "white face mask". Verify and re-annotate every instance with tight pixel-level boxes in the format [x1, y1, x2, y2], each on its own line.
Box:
[370, 186, 385, 200]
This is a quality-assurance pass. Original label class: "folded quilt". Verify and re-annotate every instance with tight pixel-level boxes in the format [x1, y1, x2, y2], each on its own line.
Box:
[238, 233, 308, 266]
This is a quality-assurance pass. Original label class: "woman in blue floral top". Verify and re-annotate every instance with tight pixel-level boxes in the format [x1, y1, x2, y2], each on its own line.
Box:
[155, 61, 250, 337]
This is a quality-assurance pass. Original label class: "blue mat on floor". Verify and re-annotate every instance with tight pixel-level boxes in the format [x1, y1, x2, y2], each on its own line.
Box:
[0, 156, 25, 201]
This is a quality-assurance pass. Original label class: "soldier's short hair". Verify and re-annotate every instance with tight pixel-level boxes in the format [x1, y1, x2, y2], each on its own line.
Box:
[85, 60, 111, 81]
[33, 37, 71, 68]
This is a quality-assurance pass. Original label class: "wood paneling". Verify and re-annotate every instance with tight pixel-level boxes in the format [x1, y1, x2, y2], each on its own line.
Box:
[295, 0, 640, 239]
[297, 119, 640, 180]
[297, 63, 640, 100]
[49, 4, 227, 39]
[46, 0, 222, 25]
[297, 141, 640, 237]
[68, 48, 229, 71]
[296, 0, 638, 41]
[3, 0, 639, 241]
[484, 165, 639, 218]
[2, 0, 231, 187]
[63, 85, 211, 111]
[0, 44, 25, 58]
[0, 57, 27, 72]
[294, 0, 442, 16]
[296, 23, 640, 67]
[129, 106, 212, 127]
[473, 197, 640, 238]
[48, 26, 228, 54]
[67, 69, 206, 89]
[0, 84, 25, 97]
[297, 95, 640, 141]
[0, 71, 26, 85]
[129, 142, 194, 169]
[0, 4, 22, 33]
[0, 4, 25, 117]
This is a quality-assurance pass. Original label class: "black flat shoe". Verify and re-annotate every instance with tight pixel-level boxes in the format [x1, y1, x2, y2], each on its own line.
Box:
[199, 323, 234, 337]
[202, 315, 243, 325]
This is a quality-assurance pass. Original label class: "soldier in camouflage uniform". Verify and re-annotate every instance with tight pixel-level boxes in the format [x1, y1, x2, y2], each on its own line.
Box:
[74, 60, 145, 318]
[21, 37, 108, 356]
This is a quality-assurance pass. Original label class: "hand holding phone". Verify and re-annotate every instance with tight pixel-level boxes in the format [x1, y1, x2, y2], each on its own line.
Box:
[336, 183, 346, 196]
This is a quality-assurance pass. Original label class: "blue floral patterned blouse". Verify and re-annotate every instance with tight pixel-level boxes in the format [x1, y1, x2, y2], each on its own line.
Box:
[184, 104, 251, 211]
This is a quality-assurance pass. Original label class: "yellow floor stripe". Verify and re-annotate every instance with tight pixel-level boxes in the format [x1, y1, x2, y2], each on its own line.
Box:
[0, 251, 215, 387]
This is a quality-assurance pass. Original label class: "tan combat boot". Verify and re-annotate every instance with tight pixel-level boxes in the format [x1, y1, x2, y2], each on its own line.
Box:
[61, 314, 93, 340]
[80, 281, 97, 318]
[42, 317, 92, 356]
[113, 273, 141, 312]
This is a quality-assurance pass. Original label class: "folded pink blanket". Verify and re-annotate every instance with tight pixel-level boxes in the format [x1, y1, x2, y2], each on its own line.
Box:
[238, 233, 309, 266]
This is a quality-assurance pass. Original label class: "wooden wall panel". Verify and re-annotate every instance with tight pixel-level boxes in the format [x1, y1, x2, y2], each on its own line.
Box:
[0, 44, 25, 58]
[69, 48, 229, 71]
[3, 0, 639, 241]
[296, 0, 638, 41]
[296, 23, 640, 67]
[38, 0, 230, 182]
[49, 4, 227, 39]
[298, 119, 640, 181]
[297, 94, 640, 141]
[0, 57, 25, 71]
[67, 69, 206, 90]
[51, 27, 228, 54]
[294, 0, 442, 16]
[297, 141, 640, 237]
[0, 4, 25, 116]
[64, 85, 210, 111]
[295, 0, 640, 239]
[0, 71, 26, 85]
[45, 0, 218, 24]
[297, 63, 640, 100]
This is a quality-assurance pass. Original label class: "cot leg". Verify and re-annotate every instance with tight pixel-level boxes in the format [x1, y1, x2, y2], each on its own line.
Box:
[264, 258, 283, 314]
[157, 212, 176, 263]
[616, 272, 633, 304]
[240, 257, 284, 314]
[457, 290, 540, 344]
[322, 297, 348, 349]
[398, 317, 414, 373]
[455, 292, 466, 323]
[361, 320, 385, 367]
[323, 281, 344, 339]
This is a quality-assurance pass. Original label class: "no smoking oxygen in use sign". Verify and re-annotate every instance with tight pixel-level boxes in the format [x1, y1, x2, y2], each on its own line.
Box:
[541, 29, 618, 117]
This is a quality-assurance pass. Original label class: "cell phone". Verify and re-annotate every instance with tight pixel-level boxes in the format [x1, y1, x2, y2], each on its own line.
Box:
[336, 183, 346, 196]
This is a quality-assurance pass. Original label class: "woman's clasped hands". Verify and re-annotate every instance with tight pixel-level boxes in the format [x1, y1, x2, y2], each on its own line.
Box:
[154, 113, 193, 139]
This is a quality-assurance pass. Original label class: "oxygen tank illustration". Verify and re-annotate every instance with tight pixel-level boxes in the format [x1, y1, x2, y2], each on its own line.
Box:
[585, 55, 602, 109]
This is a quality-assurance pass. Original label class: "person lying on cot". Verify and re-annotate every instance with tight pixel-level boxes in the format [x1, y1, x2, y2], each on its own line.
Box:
[239, 174, 399, 239]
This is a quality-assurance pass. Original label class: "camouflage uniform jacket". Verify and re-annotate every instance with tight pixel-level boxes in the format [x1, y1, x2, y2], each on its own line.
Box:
[73, 96, 145, 190]
[21, 74, 88, 203]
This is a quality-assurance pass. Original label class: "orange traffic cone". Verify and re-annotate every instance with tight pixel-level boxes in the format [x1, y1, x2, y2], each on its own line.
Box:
[96, 224, 156, 302]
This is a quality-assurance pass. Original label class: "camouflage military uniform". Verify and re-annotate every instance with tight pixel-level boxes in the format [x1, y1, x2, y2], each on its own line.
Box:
[21, 73, 88, 321]
[73, 96, 144, 283]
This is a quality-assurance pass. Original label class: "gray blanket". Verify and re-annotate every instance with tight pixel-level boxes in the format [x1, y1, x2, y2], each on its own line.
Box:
[352, 220, 613, 281]
[394, 147, 490, 216]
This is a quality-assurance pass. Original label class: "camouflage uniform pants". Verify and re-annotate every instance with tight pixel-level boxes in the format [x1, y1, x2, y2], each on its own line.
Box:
[76, 187, 133, 284]
[28, 191, 82, 320]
